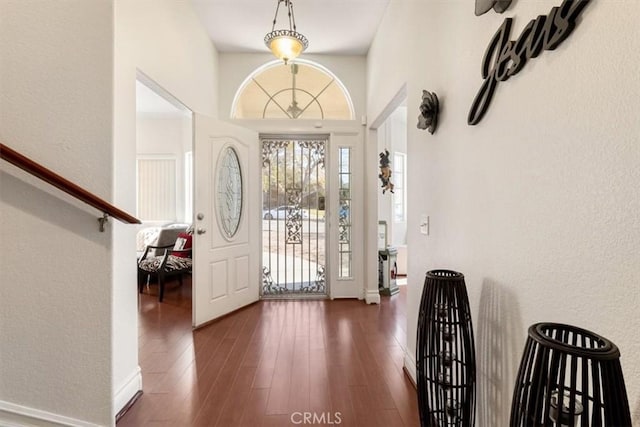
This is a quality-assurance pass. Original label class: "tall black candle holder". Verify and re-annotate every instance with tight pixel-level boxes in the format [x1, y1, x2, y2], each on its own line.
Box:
[510, 322, 632, 427]
[417, 270, 476, 426]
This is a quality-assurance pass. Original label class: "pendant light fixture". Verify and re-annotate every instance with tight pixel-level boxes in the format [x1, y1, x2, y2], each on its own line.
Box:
[264, 0, 308, 64]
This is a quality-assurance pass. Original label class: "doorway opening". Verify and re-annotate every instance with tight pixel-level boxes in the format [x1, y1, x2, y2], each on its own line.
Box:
[369, 85, 409, 297]
[261, 135, 328, 298]
[377, 102, 408, 280]
[135, 73, 194, 306]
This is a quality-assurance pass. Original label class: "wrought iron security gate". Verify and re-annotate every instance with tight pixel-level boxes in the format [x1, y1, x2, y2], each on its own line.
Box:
[261, 136, 326, 297]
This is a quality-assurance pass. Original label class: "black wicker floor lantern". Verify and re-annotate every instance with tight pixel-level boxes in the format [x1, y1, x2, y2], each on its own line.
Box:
[417, 270, 476, 426]
[510, 323, 631, 427]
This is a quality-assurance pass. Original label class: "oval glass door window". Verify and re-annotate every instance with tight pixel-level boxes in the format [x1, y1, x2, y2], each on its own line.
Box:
[216, 146, 243, 239]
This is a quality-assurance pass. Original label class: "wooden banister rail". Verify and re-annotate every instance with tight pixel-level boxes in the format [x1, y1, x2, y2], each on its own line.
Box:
[1, 143, 141, 229]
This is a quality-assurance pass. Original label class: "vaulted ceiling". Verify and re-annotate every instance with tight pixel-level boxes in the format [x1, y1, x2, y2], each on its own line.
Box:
[190, 0, 391, 55]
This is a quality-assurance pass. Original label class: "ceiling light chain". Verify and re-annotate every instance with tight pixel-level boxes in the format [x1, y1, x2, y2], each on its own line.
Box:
[287, 0, 296, 33]
[270, 0, 282, 30]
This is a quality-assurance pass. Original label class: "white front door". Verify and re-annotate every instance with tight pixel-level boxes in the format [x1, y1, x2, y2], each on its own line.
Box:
[193, 115, 260, 327]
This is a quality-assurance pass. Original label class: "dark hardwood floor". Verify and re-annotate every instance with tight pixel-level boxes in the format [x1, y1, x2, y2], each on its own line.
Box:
[117, 277, 419, 426]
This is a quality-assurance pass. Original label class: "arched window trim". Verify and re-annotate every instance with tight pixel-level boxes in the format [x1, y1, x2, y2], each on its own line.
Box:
[230, 59, 355, 120]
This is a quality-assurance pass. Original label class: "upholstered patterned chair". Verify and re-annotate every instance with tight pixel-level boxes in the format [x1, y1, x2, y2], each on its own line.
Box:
[137, 225, 192, 302]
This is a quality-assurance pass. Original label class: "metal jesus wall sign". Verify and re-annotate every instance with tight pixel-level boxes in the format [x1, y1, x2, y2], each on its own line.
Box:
[468, 0, 590, 125]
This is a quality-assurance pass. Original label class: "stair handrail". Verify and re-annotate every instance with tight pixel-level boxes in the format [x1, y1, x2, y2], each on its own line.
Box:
[1, 142, 141, 230]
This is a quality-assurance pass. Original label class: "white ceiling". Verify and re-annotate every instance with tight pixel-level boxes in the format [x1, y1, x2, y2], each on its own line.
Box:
[191, 0, 391, 55]
[138, 1, 390, 113]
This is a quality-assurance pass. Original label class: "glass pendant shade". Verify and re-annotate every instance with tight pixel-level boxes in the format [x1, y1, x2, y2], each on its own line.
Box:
[265, 31, 307, 64]
[265, 0, 308, 64]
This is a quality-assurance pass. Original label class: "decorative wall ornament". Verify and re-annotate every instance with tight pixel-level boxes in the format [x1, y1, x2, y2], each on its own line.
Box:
[378, 149, 394, 194]
[468, 0, 590, 125]
[475, 0, 512, 16]
[417, 90, 439, 134]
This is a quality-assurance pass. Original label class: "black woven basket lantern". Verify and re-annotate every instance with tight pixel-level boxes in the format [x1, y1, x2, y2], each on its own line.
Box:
[417, 270, 476, 427]
[510, 323, 631, 427]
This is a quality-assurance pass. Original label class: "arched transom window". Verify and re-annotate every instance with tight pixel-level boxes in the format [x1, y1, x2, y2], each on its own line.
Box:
[231, 59, 354, 120]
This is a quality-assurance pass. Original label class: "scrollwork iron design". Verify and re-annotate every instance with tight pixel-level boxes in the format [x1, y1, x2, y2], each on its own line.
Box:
[285, 188, 302, 244]
[262, 140, 289, 167]
[299, 265, 326, 293]
[262, 266, 287, 294]
[298, 140, 326, 168]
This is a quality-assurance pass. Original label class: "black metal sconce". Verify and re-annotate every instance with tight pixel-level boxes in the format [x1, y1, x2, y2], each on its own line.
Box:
[417, 270, 476, 426]
[510, 323, 632, 426]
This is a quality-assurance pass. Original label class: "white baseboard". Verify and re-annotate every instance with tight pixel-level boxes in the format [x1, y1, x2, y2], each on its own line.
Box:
[113, 366, 142, 418]
[364, 289, 381, 304]
[403, 349, 417, 385]
[0, 400, 102, 427]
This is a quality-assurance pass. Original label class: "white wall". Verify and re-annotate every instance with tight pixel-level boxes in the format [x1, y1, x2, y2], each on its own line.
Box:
[217, 53, 366, 121]
[113, 0, 220, 418]
[368, 0, 640, 424]
[0, 1, 114, 425]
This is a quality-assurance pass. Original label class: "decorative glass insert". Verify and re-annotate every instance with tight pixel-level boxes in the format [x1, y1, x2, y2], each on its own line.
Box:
[232, 60, 354, 120]
[216, 146, 243, 239]
[338, 147, 352, 279]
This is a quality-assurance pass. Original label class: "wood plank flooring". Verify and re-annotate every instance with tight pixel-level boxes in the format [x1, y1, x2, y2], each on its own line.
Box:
[117, 278, 419, 426]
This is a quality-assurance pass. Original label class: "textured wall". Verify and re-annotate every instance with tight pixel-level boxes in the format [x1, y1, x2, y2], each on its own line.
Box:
[0, 1, 114, 425]
[368, 0, 640, 424]
[113, 0, 221, 416]
[0, 0, 222, 423]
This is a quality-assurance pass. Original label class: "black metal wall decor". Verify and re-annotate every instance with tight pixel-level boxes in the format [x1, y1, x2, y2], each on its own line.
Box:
[417, 270, 476, 426]
[468, 0, 590, 125]
[417, 90, 439, 135]
[475, 0, 512, 16]
[510, 323, 632, 427]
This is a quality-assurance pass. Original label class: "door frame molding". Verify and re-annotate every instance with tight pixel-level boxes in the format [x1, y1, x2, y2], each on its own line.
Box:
[365, 84, 408, 305]
[227, 119, 365, 300]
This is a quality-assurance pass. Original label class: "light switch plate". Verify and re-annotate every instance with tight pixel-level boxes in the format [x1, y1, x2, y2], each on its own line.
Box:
[420, 215, 429, 235]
